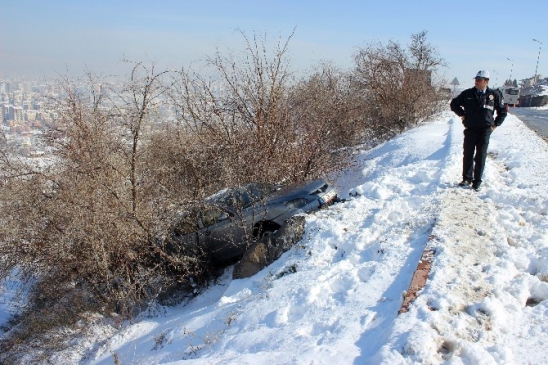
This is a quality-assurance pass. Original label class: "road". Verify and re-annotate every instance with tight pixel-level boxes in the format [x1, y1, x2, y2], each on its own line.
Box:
[509, 107, 548, 140]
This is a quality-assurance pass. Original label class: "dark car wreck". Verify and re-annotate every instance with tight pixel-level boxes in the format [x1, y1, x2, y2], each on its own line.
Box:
[170, 179, 337, 264]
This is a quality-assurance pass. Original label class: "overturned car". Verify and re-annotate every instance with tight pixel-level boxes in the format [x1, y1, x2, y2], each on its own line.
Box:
[170, 179, 337, 263]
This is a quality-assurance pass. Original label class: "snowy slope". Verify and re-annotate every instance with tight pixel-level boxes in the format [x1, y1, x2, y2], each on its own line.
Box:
[26, 111, 548, 364]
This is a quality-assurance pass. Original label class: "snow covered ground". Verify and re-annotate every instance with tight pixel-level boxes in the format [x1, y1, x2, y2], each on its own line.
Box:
[4, 110, 548, 364]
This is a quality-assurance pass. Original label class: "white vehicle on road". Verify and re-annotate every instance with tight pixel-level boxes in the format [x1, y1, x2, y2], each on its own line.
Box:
[501, 86, 520, 107]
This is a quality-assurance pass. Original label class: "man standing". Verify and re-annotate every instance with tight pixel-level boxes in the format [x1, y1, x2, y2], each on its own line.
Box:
[450, 70, 507, 191]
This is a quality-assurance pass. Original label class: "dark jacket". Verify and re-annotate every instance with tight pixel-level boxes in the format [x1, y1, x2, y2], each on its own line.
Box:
[450, 87, 507, 128]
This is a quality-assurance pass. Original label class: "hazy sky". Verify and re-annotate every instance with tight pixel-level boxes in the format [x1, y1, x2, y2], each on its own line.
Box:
[1, 0, 547, 87]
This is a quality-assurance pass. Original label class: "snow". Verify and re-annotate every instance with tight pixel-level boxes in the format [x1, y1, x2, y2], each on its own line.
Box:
[538, 85, 548, 96]
[4, 110, 548, 364]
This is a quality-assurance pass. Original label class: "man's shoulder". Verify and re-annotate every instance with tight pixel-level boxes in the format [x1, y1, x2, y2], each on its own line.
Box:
[451, 88, 474, 104]
[453, 88, 475, 99]
[460, 87, 475, 94]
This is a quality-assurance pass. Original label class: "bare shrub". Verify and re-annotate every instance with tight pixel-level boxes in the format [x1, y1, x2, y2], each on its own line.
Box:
[0, 30, 448, 362]
[288, 62, 376, 151]
[166, 30, 346, 188]
[352, 30, 447, 139]
[0, 66, 215, 361]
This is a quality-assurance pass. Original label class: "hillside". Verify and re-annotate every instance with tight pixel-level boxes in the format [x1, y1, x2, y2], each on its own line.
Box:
[6, 110, 548, 364]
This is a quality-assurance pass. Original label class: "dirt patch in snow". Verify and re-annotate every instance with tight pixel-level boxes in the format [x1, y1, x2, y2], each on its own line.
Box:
[398, 187, 506, 362]
[426, 188, 503, 355]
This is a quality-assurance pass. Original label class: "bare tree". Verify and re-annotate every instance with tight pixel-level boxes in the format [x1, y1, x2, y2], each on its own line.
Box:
[352, 31, 447, 137]
[166, 29, 342, 188]
[289, 62, 370, 148]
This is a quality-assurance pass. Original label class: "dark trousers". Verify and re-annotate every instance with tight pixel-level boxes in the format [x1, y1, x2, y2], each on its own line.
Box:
[462, 127, 493, 183]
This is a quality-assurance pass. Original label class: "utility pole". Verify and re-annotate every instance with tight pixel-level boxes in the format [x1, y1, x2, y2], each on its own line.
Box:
[507, 57, 513, 85]
[533, 39, 542, 84]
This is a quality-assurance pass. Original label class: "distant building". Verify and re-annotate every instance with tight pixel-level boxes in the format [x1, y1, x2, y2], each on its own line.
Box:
[521, 76, 541, 87]
[26, 110, 38, 121]
[1, 104, 8, 124]
[12, 106, 24, 122]
[0, 80, 10, 94]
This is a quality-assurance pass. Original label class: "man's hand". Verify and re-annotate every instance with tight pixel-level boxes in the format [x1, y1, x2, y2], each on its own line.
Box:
[491, 125, 497, 131]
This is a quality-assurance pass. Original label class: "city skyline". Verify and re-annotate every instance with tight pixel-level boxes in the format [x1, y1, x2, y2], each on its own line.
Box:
[1, 0, 547, 87]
